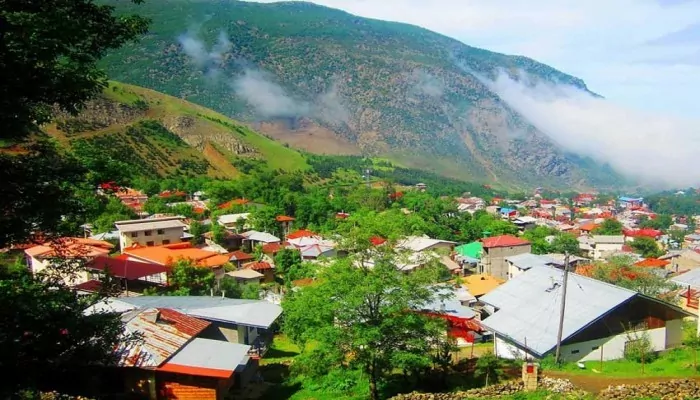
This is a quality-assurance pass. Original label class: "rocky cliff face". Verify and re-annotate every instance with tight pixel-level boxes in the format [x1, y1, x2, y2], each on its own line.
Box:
[101, 0, 623, 188]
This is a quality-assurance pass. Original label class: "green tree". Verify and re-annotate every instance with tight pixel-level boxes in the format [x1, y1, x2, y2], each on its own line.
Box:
[92, 197, 136, 233]
[593, 219, 624, 235]
[241, 282, 261, 300]
[474, 351, 503, 386]
[522, 226, 556, 254]
[211, 222, 227, 245]
[550, 233, 581, 256]
[167, 259, 215, 296]
[189, 221, 205, 245]
[630, 236, 663, 258]
[282, 255, 445, 400]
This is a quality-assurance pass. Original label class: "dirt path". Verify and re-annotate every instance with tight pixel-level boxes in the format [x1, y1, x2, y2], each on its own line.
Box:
[545, 371, 700, 393]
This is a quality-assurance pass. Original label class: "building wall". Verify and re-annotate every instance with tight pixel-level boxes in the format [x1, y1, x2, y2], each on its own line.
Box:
[593, 243, 624, 260]
[483, 244, 532, 280]
[238, 325, 259, 345]
[157, 372, 224, 400]
[506, 262, 527, 280]
[495, 325, 676, 363]
[119, 227, 185, 251]
[29, 256, 90, 286]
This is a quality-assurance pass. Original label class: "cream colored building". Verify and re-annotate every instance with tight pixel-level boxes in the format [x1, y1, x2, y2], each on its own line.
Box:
[115, 216, 189, 252]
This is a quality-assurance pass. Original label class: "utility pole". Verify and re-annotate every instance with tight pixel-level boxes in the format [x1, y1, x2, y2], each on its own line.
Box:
[364, 168, 372, 189]
[554, 252, 570, 364]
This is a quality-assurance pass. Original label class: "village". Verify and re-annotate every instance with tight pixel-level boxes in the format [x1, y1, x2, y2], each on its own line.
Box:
[8, 180, 700, 400]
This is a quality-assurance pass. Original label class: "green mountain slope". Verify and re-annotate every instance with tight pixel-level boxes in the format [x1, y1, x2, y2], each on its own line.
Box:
[46, 82, 308, 180]
[99, 0, 622, 189]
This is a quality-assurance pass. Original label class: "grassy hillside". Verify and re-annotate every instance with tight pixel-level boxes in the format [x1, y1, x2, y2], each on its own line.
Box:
[45, 81, 308, 180]
[98, 0, 624, 189]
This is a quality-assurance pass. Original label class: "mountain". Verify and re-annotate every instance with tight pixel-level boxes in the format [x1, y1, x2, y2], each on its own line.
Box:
[45, 81, 308, 180]
[99, 0, 623, 189]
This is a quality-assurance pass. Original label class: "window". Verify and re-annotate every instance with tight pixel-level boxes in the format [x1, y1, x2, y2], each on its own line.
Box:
[144, 230, 152, 236]
[592, 346, 600, 350]
[131, 232, 138, 238]
[571, 349, 580, 354]
[157, 229, 165, 235]
[146, 241, 155, 246]
[162, 240, 170, 245]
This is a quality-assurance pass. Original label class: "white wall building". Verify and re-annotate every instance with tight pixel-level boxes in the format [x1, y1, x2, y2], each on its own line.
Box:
[115, 216, 188, 252]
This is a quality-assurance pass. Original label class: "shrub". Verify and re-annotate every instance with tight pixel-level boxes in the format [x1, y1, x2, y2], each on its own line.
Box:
[623, 331, 658, 363]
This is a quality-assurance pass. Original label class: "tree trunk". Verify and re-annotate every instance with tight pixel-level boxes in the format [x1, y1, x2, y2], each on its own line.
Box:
[369, 361, 379, 400]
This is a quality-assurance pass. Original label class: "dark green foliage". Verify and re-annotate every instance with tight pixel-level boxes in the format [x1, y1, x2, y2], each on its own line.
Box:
[474, 351, 504, 386]
[630, 236, 663, 258]
[0, 267, 126, 396]
[593, 218, 624, 235]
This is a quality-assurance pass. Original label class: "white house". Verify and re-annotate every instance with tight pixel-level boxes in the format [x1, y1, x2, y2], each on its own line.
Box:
[589, 235, 626, 260]
[480, 266, 689, 362]
[24, 237, 114, 285]
[115, 216, 188, 252]
[504, 253, 561, 279]
[396, 236, 456, 253]
[218, 213, 251, 231]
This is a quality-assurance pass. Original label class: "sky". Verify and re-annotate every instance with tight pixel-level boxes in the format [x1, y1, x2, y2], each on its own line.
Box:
[250, 0, 700, 118]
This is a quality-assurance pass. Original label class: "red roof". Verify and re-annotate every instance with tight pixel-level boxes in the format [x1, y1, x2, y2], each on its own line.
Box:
[579, 222, 599, 232]
[158, 190, 187, 199]
[229, 250, 255, 262]
[87, 256, 170, 280]
[634, 258, 670, 268]
[218, 198, 249, 210]
[370, 236, 387, 246]
[245, 261, 274, 271]
[336, 212, 350, 219]
[287, 229, 317, 240]
[73, 280, 102, 293]
[275, 215, 296, 222]
[157, 363, 233, 379]
[481, 235, 530, 248]
[261, 242, 285, 254]
[624, 228, 662, 238]
[540, 199, 557, 205]
[157, 308, 211, 336]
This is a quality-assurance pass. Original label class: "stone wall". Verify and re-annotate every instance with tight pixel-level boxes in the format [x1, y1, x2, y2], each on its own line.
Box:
[388, 377, 585, 399]
[598, 379, 700, 400]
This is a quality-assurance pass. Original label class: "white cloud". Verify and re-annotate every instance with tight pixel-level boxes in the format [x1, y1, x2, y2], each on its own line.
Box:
[247, 0, 700, 117]
[483, 70, 700, 188]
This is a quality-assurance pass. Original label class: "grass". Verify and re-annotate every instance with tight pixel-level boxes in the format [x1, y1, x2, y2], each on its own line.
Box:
[261, 334, 302, 366]
[543, 347, 700, 378]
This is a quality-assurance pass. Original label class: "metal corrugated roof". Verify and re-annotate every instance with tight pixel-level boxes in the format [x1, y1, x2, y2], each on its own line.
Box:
[671, 268, 700, 290]
[505, 253, 559, 270]
[242, 230, 281, 243]
[162, 338, 250, 372]
[480, 266, 636, 356]
[420, 285, 476, 319]
[592, 235, 625, 244]
[114, 296, 282, 329]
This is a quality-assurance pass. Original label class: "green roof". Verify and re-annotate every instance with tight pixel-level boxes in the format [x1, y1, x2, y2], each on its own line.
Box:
[455, 242, 482, 259]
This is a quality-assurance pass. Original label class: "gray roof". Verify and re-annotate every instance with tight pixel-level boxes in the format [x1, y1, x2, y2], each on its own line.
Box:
[544, 253, 590, 265]
[480, 266, 636, 356]
[592, 235, 625, 244]
[164, 338, 250, 372]
[671, 268, 700, 290]
[420, 285, 476, 319]
[115, 217, 187, 233]
[505, 253, 560, 270]
[97, 296, 282, 329]
[242, 230, 281, 243]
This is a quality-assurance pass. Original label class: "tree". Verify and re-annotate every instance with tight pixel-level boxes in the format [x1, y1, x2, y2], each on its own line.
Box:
[283, 255, 445, 400]
[630, 236, 663, 258]
[92, 197, 136, 233]
[211, 222, 227, 245]
[167, 260, 215, 296]
[593, 219, 623, 235]
[0, 266, 126, 396]
[522, 226, 556, 254]
[550, 233, 581, 256]
[590, 256, 675, 298]
[189, 221, 205, 245]
[474, 351, 503, 386]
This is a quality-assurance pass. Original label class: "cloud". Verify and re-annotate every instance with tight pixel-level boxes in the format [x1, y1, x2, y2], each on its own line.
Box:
[178, 29, 232, 76]
[231, 69, 310, 118]
[482, 69, 700, 188]
[410, 70, 444, 98]
[246, 0, 700, 118]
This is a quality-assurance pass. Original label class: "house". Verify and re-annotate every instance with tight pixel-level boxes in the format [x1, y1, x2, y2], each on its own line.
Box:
[84, 255, 171, 289]
[396, 236, 457, 253]
[420, 285, 483, 346]
[579, 222, 599, 235]
[685, 233, 700, 246]
[286, 229, 318, 240]
[225, 268, 264, 285]
[499, 207, 518, 219]
[123, 243, 231, 275]
[660, 249, 700, 273]
[625, 229, 663, 240]
[544, 253, 590, 269]
[619, 196, 644, 209]
[242, 261, 275, 283]
[228, 250, 255, 269]
[480, 266, 689, 362]
[480, 235, 531, 280]
[88, 305, 261, 400]
[635, 258, 671, 270]
[276, 215, 295, 237]
[115, 216, 189, 252]
[240, 231, 281, 252]
[89, 296, 283, 358]
[513, 216, 537, 230]
[416, 183, 427, 191]
[590, 235, 626, 260]
[24, 237, 114, 285]
[217, 213, 250, 231]
[113, 188, 148, 213]
[455, 242, 482, 266]
[504, 253, 561, 279]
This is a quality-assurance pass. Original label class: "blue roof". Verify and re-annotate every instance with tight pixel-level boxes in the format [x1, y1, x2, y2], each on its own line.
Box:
[500, 207, 516, 214]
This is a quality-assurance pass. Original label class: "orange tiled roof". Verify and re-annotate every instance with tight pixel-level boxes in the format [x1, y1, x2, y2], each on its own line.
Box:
[245, 261, 274, 271]
[124, 243, 228, 268]
[276, 215, 296, 222]
[286, 229, 317, 240]
[218, 198, 249, 210]
[262, 242, 285, 254]
[481, 235, 530, 248]
[25, 237, 114, 259]
[579, 222, 599, 232]
[634, 258, 670, 268]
